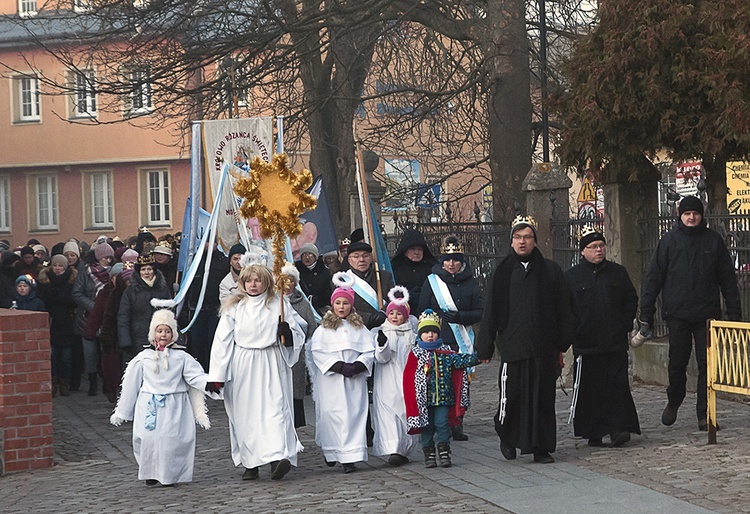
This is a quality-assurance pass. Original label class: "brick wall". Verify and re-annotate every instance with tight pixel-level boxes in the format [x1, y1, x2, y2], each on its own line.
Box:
[0, 309, 53, 475]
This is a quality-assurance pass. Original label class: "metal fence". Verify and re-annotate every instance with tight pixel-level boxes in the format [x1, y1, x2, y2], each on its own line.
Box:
[384, 221, 511, 290]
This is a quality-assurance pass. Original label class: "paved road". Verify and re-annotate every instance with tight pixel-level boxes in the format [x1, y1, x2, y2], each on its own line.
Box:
[3, 359, 748, 513]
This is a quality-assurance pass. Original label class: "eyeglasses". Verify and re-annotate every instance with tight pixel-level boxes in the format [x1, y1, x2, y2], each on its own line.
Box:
[585, 243, 606, 250]
[512, 235, 534, 241]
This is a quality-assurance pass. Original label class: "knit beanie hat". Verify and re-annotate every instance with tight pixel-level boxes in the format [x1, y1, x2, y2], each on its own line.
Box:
[148, 309, 179, 343]
[0, 240, 9, 252]
[330, 271, 356, 305]
[386, 285, 410, 319]
[15, 274, 36, 288]
[418, 309, 441, 336]
[281, 261, 300, 284]
[299, 243, 319, 260]
[579, 226, 606, 251]
[94, 243, 114, 260]
[228, 243, 246, 258]
[63, 241, 80, 257]
[20, 246, 34, 257]
[511, 215, 538, 242]
[121, 249, 139, 265]
[50, 254, 69, 269]
[678, 196, 704, 216]
[33, 244, 47, 255]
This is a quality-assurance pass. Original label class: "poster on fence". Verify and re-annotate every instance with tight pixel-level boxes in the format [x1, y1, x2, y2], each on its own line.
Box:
[727, 161, 750, 214]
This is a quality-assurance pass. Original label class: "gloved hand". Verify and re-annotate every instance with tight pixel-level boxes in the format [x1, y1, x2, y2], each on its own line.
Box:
[278, 318, 293, 347]
[638, 320, 653, 339]
[205, 382, 224, 393]
[377, 330, 388, 347]
[369, 310, 387, 328]
[329, 361, 345, 374]
[441, 310, 460, 324]
[340, 362, 368, 378]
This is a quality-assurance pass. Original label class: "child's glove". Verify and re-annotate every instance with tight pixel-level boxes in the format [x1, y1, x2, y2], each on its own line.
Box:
[206, 382, 224, 393]
[341, 362, 367, 377]
[377, 330, 388, 347]
[278, 318, 294, 347]
[441, 311, 460, 324]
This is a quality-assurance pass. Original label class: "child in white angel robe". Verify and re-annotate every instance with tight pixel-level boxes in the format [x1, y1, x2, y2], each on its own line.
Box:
[372, 287, 420, 465]
[111, 309, 214, 486]
[309, 283, 375, 473]
[208, 264, 305, 480]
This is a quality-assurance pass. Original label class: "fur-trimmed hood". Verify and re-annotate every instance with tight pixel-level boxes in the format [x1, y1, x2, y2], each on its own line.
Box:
[321, 310, 364, 329]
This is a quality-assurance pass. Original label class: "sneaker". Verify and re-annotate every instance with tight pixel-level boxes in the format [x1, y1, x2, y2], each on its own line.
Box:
[242, 467, 259, 480]
[661, 402, 680, 426]
[342, 463, 357, 473]
[533, 451, 555, 464]
[270, 459, 291, 480]
[587, 437, 605, 447]
[610, 431, 631, 447]
[500, 442, 517, 460]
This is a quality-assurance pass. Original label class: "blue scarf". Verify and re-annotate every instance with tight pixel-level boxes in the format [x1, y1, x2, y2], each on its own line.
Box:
[417, 338, 443, 351]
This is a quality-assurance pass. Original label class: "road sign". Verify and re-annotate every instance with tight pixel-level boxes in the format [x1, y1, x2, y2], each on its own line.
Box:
[577, 178, 596, 203]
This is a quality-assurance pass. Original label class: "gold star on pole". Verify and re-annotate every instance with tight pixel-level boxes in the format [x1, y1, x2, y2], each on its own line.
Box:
[234, 153, 317, 292]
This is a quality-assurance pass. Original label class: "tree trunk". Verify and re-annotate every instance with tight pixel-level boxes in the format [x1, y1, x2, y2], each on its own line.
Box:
[486, 0, 533, 222]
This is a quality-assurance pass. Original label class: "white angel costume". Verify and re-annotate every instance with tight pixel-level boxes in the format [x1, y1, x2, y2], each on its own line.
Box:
[208, 293, 305, 470]
[111, 345, 212, 485]
[309, 315, 375, 464]
[371, 318, 420, 457]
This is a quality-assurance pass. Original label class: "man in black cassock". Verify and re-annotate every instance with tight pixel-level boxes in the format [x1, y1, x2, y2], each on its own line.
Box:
[476, 215, 573, 464]
[565, 227, 640, 447]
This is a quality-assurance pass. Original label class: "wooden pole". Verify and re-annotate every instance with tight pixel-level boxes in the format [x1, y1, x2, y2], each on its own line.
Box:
[355, 137, 383, 308]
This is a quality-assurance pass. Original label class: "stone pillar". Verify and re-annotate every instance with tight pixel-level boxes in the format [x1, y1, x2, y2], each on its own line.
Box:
[0, 310, 54, 475]
[522, 163, 572, 256]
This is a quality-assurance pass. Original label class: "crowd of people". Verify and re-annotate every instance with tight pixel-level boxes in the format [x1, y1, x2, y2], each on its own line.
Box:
[3, 194, 741, 487]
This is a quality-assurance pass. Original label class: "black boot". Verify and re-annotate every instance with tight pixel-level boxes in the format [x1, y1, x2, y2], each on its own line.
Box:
[87, 373, 98, 396]
[451, 422, 469, 441]
[423, 446, 437, 468]
[437, 443, 452, 468]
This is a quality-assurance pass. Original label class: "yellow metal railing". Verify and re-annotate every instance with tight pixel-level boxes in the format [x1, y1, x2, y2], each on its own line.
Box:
[707, 319, 750, 444]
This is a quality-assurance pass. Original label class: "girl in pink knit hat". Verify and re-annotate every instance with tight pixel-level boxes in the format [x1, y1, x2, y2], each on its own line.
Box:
[308, 272, 375, 473]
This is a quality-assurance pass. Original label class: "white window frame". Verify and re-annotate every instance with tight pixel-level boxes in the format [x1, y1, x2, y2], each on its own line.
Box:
[146, 169, 170, 226]
[18, 0, 37, 17]
[71, 70, 97, 118]
[0, 175, 10, 233]
[89, 172, 113, 228]
[15, 75, 41, 122]
[36, 175, 58, 230]
[126, 66, 153, 115]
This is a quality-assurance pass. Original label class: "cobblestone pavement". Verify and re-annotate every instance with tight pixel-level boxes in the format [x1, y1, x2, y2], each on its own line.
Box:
[2, 359, 749, 513]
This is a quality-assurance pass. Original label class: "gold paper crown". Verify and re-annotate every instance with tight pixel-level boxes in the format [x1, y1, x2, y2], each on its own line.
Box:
[579, 225, 600, 241]
[340, 238, 351, 246]
[440, 237, 464, 255]
[418, 309, 442, 331]
[138, 226, 151, 234]
[511, 215, 537, 231]
[156, 240, 173, 250]
[136, 253, 155, 266]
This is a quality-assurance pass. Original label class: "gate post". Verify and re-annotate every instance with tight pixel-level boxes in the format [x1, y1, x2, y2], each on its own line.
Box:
[522, 163, 572, 256]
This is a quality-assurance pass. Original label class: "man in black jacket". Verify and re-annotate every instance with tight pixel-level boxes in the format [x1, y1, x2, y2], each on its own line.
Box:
[391, 229, 437, 313]
[566, 228, 640, 447]
[641, 196, 741, 431]
[476, 215, 573, 464]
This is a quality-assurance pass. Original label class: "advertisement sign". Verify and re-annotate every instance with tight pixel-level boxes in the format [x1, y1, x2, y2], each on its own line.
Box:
[726, 161, 750, 214]
[675, 162, 702, 197]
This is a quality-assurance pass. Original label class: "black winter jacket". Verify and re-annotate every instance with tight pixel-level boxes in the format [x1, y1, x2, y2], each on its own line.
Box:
[348, 267, 394, 329]
[418, 263, 484, 351]
[391, 229, 438, 312]
[566, 259, 638, 356]
[295, 258, 332, 313]
[640, 221, 741, 324]
[36, 267, 78, 346]
[117, 270, 172, 353]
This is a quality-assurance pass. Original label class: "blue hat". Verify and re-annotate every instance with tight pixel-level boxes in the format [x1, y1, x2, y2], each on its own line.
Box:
[15, 274, 36, 288]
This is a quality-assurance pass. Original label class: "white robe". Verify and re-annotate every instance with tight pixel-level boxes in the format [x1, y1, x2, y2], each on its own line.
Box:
[113, 347, 209, 485]
[309, 319, 375, 464]
[208, 293, 305, 469]
[371, 320, 420, 457]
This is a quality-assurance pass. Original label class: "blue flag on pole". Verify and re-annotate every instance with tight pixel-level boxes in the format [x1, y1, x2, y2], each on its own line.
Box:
[292, 176, 338, 257]
[369, 197, 393, 274]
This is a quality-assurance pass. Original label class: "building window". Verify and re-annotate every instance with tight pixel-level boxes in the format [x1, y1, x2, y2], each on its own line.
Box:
[141, 169, 170, 226]
[83, 171, 113, 229]
[0, 175, 10, 233]
[19, 0, 37, 17]
[71, 70, 97, 118]
[13, 75, 41, 122]
[125, 67, 152, 115]
[35, 175, 58, 230]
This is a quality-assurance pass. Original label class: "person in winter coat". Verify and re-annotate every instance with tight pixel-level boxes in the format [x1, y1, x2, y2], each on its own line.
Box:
[13, 274, 46, 311]
[98, 263, 135, 403]
[390, 229, 438, 313]
[118, 253, 172, 367]
[640, 196, 742, 431]
[343, 240, 393, 330]
[15, 246, 42, 279]
[152, 241, 178, 293]
[218, 243, 247, 303]
[475, 215, 574, 464]
[566, 228, 640, 447]
[418, 235, 484, 441]
[36, 255, 78, 396]
[73, 243, 115, 396]
[295, 243, 332, 315]
[0, 251, 19, 308]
